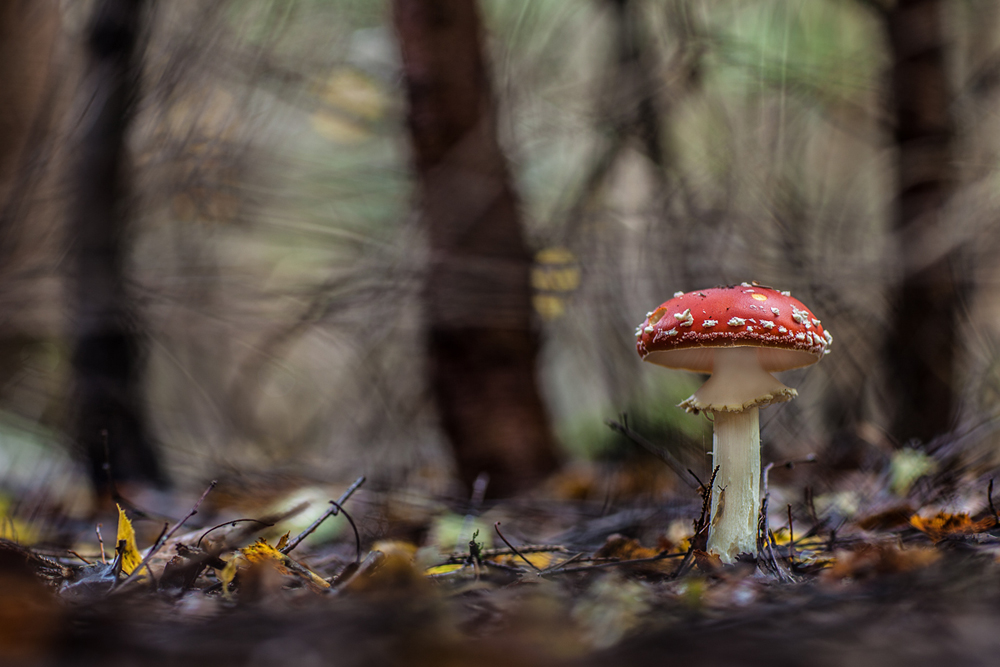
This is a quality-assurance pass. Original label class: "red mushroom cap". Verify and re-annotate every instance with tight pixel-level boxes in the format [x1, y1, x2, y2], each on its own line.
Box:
[635, 284, 831, 373]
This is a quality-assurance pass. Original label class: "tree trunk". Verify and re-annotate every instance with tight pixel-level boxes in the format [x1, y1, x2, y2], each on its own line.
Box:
[0, 2, 59, 262]
[883, 0, 960, 446]
[392, 0, 560, 496]
[0, 3, 59, 392]
[68, 0, 165, 498]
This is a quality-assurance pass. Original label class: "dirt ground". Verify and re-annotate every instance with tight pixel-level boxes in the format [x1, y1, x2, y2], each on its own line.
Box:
[2, 450, 1000, 667]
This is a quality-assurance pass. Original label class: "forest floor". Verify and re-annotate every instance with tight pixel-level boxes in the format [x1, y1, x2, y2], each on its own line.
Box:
[3, 441, 1000, 667]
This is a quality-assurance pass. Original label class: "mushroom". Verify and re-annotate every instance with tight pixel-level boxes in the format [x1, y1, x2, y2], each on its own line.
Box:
[635, 284, 831, 563]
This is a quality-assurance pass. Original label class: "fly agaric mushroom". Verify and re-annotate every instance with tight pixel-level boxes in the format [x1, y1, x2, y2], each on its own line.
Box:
[635, 283, 831, 563]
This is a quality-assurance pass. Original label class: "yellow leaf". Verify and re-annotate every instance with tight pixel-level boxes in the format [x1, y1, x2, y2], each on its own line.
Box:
[489, 551, 558, 570]
[275, 532, 291, 552]
[241, 539, 286, 566]
[116, 505, 144, 577]
[424, 563, 465, 576]
[216, 557, 238, 599]
[240, 538, 330, 591]
[770, 527, 790, 545]
[0, 495, 38, 544]
[595, 535, 659, 561]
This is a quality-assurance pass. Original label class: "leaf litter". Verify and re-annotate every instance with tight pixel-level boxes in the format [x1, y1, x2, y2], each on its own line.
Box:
[4, 442, 1000, 666]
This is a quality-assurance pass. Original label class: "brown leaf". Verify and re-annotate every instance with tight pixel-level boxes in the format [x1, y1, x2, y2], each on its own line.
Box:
[823, 543, 939, 582]
[910, 512, 996, 542]
[692, 549, 723, 573]
[343, 550, 428, 594]
[856, 504, 916, 531]
[594, 534, 659, 561]
[592, 534, 678, 574]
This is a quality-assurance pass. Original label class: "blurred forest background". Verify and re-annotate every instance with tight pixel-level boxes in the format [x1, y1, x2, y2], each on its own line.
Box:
[1, 0, 999, 520]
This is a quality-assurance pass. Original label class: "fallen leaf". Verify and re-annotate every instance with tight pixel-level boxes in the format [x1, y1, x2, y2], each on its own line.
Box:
[857, 505, 916, 531]
[823, 543, 939, 582]
[240, 538, 330, 591]
[593, 535, 677, 574]
[910, 512, 995, 542]
[594, 535, 659, 561]
[344, 550, 428, 594]
[490, 551, 560, 570]
[693, 549, 723, 573]
[424, 563, 465, 576]
[216, 557, 238, 599]
[115, 505, 144, 577]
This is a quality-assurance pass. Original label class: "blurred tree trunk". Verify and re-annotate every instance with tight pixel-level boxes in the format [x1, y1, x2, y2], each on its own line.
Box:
[392, 0, 559, 496]
[68, 0, 165, 498]
[0, 3, 59, 261]
[883, 0, 961, 445]
[0, 3, 59, 387]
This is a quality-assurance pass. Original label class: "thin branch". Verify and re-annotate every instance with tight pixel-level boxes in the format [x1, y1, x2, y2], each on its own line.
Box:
[769, 454, 818, 469]
[539, 551, 585, 574]
[435, 544, 571, 565]
[196, 518, 274, 549]
[494, 522, 541, 572]
[673, 465, 719, 579]
[68, 550, 92, 565]
[113, 480, 217, 591]
[542, 550, 686, 576]
[96, 524, 106, 564]
[283, 475, 366, 555]
[758, 463, 791, 582]
[989, 479, 998, 527]
[332, 501, 362, 565]
[787, 504, 796, 566]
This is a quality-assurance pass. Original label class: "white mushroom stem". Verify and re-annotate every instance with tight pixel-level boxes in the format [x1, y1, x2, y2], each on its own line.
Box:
[707, 408, 760, 563]
[678, 347, 798, 563]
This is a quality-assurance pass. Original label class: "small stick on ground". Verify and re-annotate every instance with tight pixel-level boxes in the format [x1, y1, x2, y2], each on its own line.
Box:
[114, 479, 218, 591]
[772, 454, 818, 469]
[283, 475, 366, 555]
[96, 523, 106, 564]
[758, 463, 790, 582]
[673, 465, 719, 579]
[68, 550, 92, 565]
[331, 500, 362, 564]
[197, 519, 275, 549]
[539, 551, 585, 574]
[989, 479, 998, 527]
[494, 522, 541, 572]
[543, 550, 687, 576]
[787, 504, 796, 566]
[805, 486, 818, 525]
